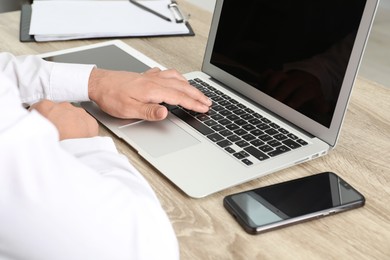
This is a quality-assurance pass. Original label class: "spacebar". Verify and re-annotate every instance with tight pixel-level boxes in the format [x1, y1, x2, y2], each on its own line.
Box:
[171, 108, 214, 135]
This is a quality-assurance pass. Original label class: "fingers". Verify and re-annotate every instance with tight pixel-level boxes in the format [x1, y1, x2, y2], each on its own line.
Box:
[140, 83, 211, 113]
[139, 70, 212, 109]
[141, 104, 168, 121]
[30, 100, 99, 140]
[88, 67, 212, 121]
[29, 99, 55, 114]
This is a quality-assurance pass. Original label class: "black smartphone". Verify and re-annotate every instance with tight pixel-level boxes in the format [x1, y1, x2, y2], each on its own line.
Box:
[223, 172, 365, 234]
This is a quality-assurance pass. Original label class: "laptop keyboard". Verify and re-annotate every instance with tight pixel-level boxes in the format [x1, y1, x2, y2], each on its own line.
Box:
[168, 78, 308, 166]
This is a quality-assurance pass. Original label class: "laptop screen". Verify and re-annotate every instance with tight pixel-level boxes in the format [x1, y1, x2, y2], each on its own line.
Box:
[209, 0, 366, 128]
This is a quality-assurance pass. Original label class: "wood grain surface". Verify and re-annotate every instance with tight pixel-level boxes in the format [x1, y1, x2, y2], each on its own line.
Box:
[1, 2, 389, 259]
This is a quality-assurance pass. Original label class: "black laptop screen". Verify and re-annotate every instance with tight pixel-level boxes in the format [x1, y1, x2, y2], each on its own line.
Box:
[210, 0, 366, 127]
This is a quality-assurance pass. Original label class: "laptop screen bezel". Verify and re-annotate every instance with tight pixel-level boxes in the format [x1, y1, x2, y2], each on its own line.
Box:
[202, 0, 379, 147]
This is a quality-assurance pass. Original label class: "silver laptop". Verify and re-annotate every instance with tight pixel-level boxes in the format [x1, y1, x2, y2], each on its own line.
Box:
[39, 0, 378, 198]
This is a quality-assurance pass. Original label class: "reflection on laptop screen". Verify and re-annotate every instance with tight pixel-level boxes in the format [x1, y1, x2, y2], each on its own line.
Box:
[210, 0, 366, 127]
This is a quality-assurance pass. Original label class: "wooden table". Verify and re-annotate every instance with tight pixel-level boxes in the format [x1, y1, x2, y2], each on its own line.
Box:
[1, 2, 389, 259]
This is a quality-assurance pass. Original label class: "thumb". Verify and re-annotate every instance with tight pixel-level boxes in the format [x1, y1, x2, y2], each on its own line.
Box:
[142, 104, 168, 121]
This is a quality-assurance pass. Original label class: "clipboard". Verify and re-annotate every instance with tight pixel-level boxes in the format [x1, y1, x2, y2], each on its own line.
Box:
[20, 1, 194, 42]
[130, 0, 188, 23]
[20, 4, 35, 42]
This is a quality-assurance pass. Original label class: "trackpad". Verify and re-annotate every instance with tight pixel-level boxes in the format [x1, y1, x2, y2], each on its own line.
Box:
[119, 119, 200, 157]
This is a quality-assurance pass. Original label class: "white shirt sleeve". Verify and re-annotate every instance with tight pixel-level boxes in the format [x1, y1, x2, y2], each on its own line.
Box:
[0, 55, 179, 260]
[0, 52, 94, 105]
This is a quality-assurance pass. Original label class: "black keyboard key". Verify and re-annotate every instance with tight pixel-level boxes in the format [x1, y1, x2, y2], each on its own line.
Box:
[212, 96, 225, 102]
[204, 119, 218, 127]
[282, 139, 302, 149]
[219, 110, 232, 116]
[212, 105, 225, 111]
[265, 128, 279, 135]
[211, 124, 225, 132]
[204, 91, 217, 98]
[196, 114, 210, 121]
[233, 151, 250, 159]
[287, 133, 299, 140]
[242, 159, 253, 166]
[242, 134, 256, 141]
[226, 114, 240, 121]
[217, 139, 232, 148]
[261, 117, 271, 123]
[250, 129, 264, 136]
[221, 94, 231, 100]
[220, 129, 233, 137]
[225, 147, 236, 153]
[226, 104, 239, 111]
[244, 146, 269, 161]
[227, 135, 241, 142]
[257, 123, 270, 130]
[161, 103, 178, 111]
[219, 100, 231, 106]
[259, 144, 274, 153]
[219, 119, 232, 125]
[248, 118, 262, 125]
[268, 140, 282, 147]
[259, 134, 273, 142]
[207, 133, 224, 142]
[279, 128, 289, 134]
[205, 110, 217, 116]
[242, 124, 256, 131]
[226, 124, 240, 131]
[241, 114, 254, 120]
[267, 145, 291, 157]
[253, 113, 263, 119]
[234, 119, 247, 126]
[236, 140, 250, 148]
[187, 110, 200, 116]
[171, 108, 213, 135]
[233, 109, 246, 116]
[211, 114, 224, 121]
[233, 152, 246, 160]
[250, 139, 265, 147]
[234, 129, 247, 136]
[274, 133, 288, 141]
[296, 139, 308, 146]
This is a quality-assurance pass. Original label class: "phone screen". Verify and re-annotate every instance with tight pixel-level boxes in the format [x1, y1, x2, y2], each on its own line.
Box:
[224, 172, 365, 234]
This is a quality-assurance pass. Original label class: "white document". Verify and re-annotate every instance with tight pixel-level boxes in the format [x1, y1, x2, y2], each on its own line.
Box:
[29, 0, 190, 41]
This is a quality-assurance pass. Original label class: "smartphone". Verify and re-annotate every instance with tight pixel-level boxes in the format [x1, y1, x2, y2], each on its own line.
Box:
[223, 172, 365, 234]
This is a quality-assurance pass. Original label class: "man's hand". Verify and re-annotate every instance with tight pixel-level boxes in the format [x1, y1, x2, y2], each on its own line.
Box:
[30, 100, 99, 140]
[88, 67, 212, 121]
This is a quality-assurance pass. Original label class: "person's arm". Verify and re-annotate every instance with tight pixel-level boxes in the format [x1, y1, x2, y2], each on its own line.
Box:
[0, 75, 179, 260]
[0, 52, 211, 121]
[88, 67, 212, 120]
[0, 52, 93, 105]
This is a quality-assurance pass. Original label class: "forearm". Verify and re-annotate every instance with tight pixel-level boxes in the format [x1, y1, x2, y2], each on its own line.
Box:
[0, 52, 94, 105]
[0, 108, 178, 260]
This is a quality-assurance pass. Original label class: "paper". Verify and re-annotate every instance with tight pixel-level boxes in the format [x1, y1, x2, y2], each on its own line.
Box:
[29, 1, 190, 41]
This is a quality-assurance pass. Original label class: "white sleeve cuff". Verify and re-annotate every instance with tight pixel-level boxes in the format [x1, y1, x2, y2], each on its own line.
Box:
[50, 62, 95, 102]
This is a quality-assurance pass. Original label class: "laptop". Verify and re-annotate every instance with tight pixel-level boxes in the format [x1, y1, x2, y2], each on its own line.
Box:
[39, 0, 378, 198]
